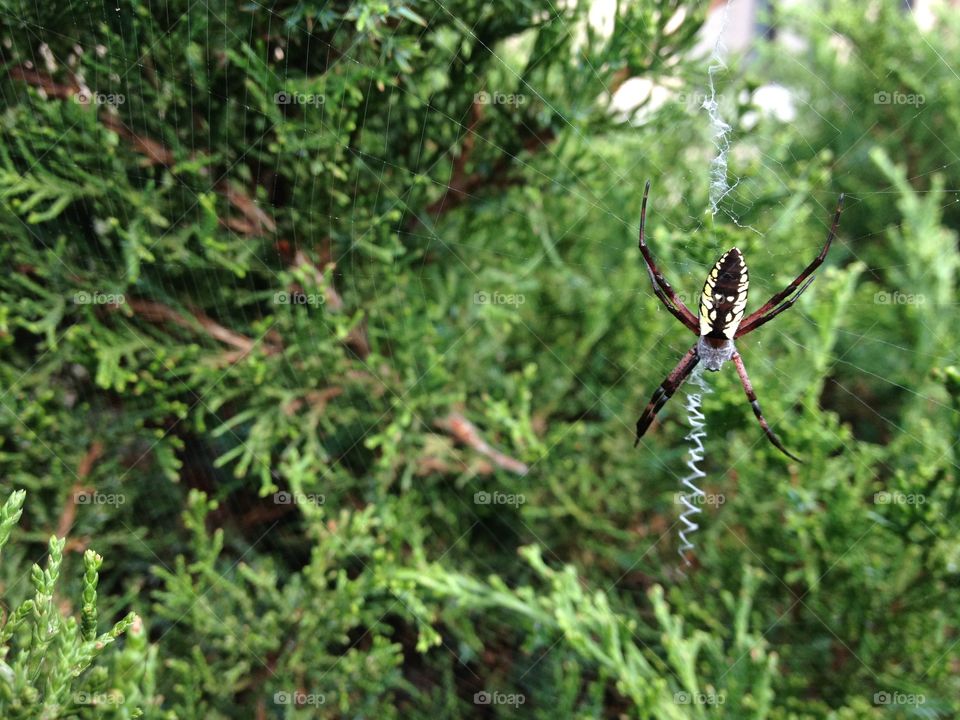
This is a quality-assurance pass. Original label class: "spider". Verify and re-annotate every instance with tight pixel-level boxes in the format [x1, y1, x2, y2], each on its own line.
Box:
[633, 182, 844, 461]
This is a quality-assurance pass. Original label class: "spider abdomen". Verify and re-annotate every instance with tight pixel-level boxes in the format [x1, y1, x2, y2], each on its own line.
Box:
[699, 247, 749, 340]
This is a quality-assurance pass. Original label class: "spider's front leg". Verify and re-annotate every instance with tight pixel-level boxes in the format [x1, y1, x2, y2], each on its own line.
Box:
[736, 193, 844, 337]
[638, 181, 700, 335]
[634, 344, 700, 446]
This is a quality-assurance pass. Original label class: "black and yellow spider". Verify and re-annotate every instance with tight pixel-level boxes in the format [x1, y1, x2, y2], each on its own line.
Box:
[633, 182, 844, 461]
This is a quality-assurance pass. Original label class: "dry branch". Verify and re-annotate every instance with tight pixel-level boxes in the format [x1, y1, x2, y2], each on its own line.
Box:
[434, 412, 529, 476]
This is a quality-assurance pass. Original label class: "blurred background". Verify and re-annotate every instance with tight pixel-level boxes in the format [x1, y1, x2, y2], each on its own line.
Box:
[0, 0, 958, 717]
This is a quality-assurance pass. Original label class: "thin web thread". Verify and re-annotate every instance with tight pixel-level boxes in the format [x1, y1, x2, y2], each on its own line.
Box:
[676, 0, 732, 566]
[705, 0, 733, 215]
[677, 365, 711, 564]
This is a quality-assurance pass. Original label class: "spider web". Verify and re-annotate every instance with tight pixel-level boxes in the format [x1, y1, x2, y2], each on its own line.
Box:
[3, 0, 959, 714]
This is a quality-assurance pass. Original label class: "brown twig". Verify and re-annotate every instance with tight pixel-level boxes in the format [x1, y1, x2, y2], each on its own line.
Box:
[414, 111, 555, 228]
[8, 65, 77, 99]
[434, 412, 529, 476]
[58, 440, 104, 546]
[282, 387, 344, 416]
[291, 250, 370, 358]
[121, 298, 281, 357]
[99, 113, 177, 167]
[424, 100, 483, 216]
[217, 180, 277, 235]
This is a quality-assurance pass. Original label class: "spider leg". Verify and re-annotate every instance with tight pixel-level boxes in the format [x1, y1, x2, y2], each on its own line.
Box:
[731, 352, 802, 462]
[737, 193, 844, 338]
[634, 344, 699, 446]
[639, 181, 699, 335]
[644, 263, 697, 330]
[735, 274, 816, 336]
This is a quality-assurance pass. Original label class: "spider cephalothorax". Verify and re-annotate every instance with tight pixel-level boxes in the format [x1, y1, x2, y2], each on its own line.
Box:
[633, 182, 844, 461]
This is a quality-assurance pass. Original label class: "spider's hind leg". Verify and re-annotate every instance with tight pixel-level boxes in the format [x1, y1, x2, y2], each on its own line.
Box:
[634, 345, 700, 446]
[731, 352, 802, 462]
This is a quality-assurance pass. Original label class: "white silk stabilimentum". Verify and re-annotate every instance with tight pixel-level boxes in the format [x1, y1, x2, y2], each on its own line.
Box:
[677, 366, 711, 564]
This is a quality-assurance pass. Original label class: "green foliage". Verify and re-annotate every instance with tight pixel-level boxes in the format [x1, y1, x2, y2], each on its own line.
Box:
[395, 549, 777, 718]
[0, 490, 149, 718]
[149, 489, 421, 718]
[0, 0, 958, 717]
